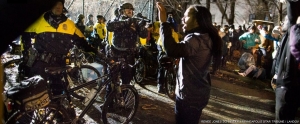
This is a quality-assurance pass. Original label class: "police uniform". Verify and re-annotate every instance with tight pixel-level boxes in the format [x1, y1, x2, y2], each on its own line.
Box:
[22, 11, 95, 95]
[106, 3, 147, 85]
[92, 22, 106, 49]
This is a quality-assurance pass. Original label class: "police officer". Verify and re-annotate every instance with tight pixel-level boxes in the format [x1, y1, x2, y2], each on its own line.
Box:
[21, 0, 107, 95]
[92, 15, 106, 50]
[75, 14, 85, 35]
[84, 14, 94, 46]
[106, 3, 148, 85]
[86, 14, 94, 27]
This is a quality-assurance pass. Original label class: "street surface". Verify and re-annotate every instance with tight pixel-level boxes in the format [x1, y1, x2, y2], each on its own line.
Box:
[2, 54, 300, 124]
[86, 62, 300, 124]
[83, 62, 300, 124]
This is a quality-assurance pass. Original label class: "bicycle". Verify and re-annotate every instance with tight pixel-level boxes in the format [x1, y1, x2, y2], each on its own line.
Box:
[133, 56, 145, 84]
[134, 45, 159, 84]
[67, 45, 102, 100]
[4, 54, 140, 124]
[160, 56, 178, 100]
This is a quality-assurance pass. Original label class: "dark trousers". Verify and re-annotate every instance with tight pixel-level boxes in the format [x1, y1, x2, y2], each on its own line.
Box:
[157, 51, 165, 86]
[29, 60, 66, 95]
[175, 96, 204, 124]
[275, 86, 300, 123]
[106, 47, 136, 98]
[221, 54, 227, 67]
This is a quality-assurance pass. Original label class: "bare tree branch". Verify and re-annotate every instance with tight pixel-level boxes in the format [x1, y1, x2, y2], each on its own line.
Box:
[216, 0, 229, 25]
[245, 0, 253, 12]
[206, 0, 210, 10]
[67, 0, 76, 9]
[195, 0, 201, 4]
[140, 0, 150, 13]
[228, 0, 236, 24]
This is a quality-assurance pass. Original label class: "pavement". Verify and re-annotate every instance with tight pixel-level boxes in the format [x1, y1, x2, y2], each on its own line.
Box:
[3, 53, 300, 124]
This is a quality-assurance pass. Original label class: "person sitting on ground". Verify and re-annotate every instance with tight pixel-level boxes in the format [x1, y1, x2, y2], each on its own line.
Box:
[237, 46, 256, 70]
[238, 47, 266, 79]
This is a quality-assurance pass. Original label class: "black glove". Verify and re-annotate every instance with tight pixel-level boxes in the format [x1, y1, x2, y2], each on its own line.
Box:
[124, 18, 132, 26]
[125, 18, 138, 26]
[96, 51, 114, 66]
[138, 19, 146, 28]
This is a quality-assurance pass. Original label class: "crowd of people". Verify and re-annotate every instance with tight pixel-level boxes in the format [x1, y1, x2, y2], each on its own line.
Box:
[1, 0, 300, 123]
[212, 19, 285, 80]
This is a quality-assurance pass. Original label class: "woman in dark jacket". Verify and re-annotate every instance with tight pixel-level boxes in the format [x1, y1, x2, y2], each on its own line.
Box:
[157, 3, 222, 124]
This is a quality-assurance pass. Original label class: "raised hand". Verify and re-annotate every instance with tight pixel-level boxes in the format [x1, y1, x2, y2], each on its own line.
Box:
[156, 2, 167, 23]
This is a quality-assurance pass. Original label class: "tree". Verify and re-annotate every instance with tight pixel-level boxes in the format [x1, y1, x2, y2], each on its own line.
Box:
[215, 0, 283, 25]
[228, 0, 236, 25]
[195, 0, 201, 4]
[206, 0, 210, 10]
[268, 0, 283, 24]
[244, 0, 285, 25]
[215, 0, 229, 25]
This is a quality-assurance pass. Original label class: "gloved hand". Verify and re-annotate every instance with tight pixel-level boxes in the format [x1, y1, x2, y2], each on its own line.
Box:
[125, 18, 138, 26]
[101, 40, 107, 46]
[96, 50, 114, 66]
[124, 18, 132, 26]
[138, 19, 146, 28]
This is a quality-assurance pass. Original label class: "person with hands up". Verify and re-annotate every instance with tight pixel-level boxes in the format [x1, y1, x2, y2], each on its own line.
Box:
[157, 2, 222, 124]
